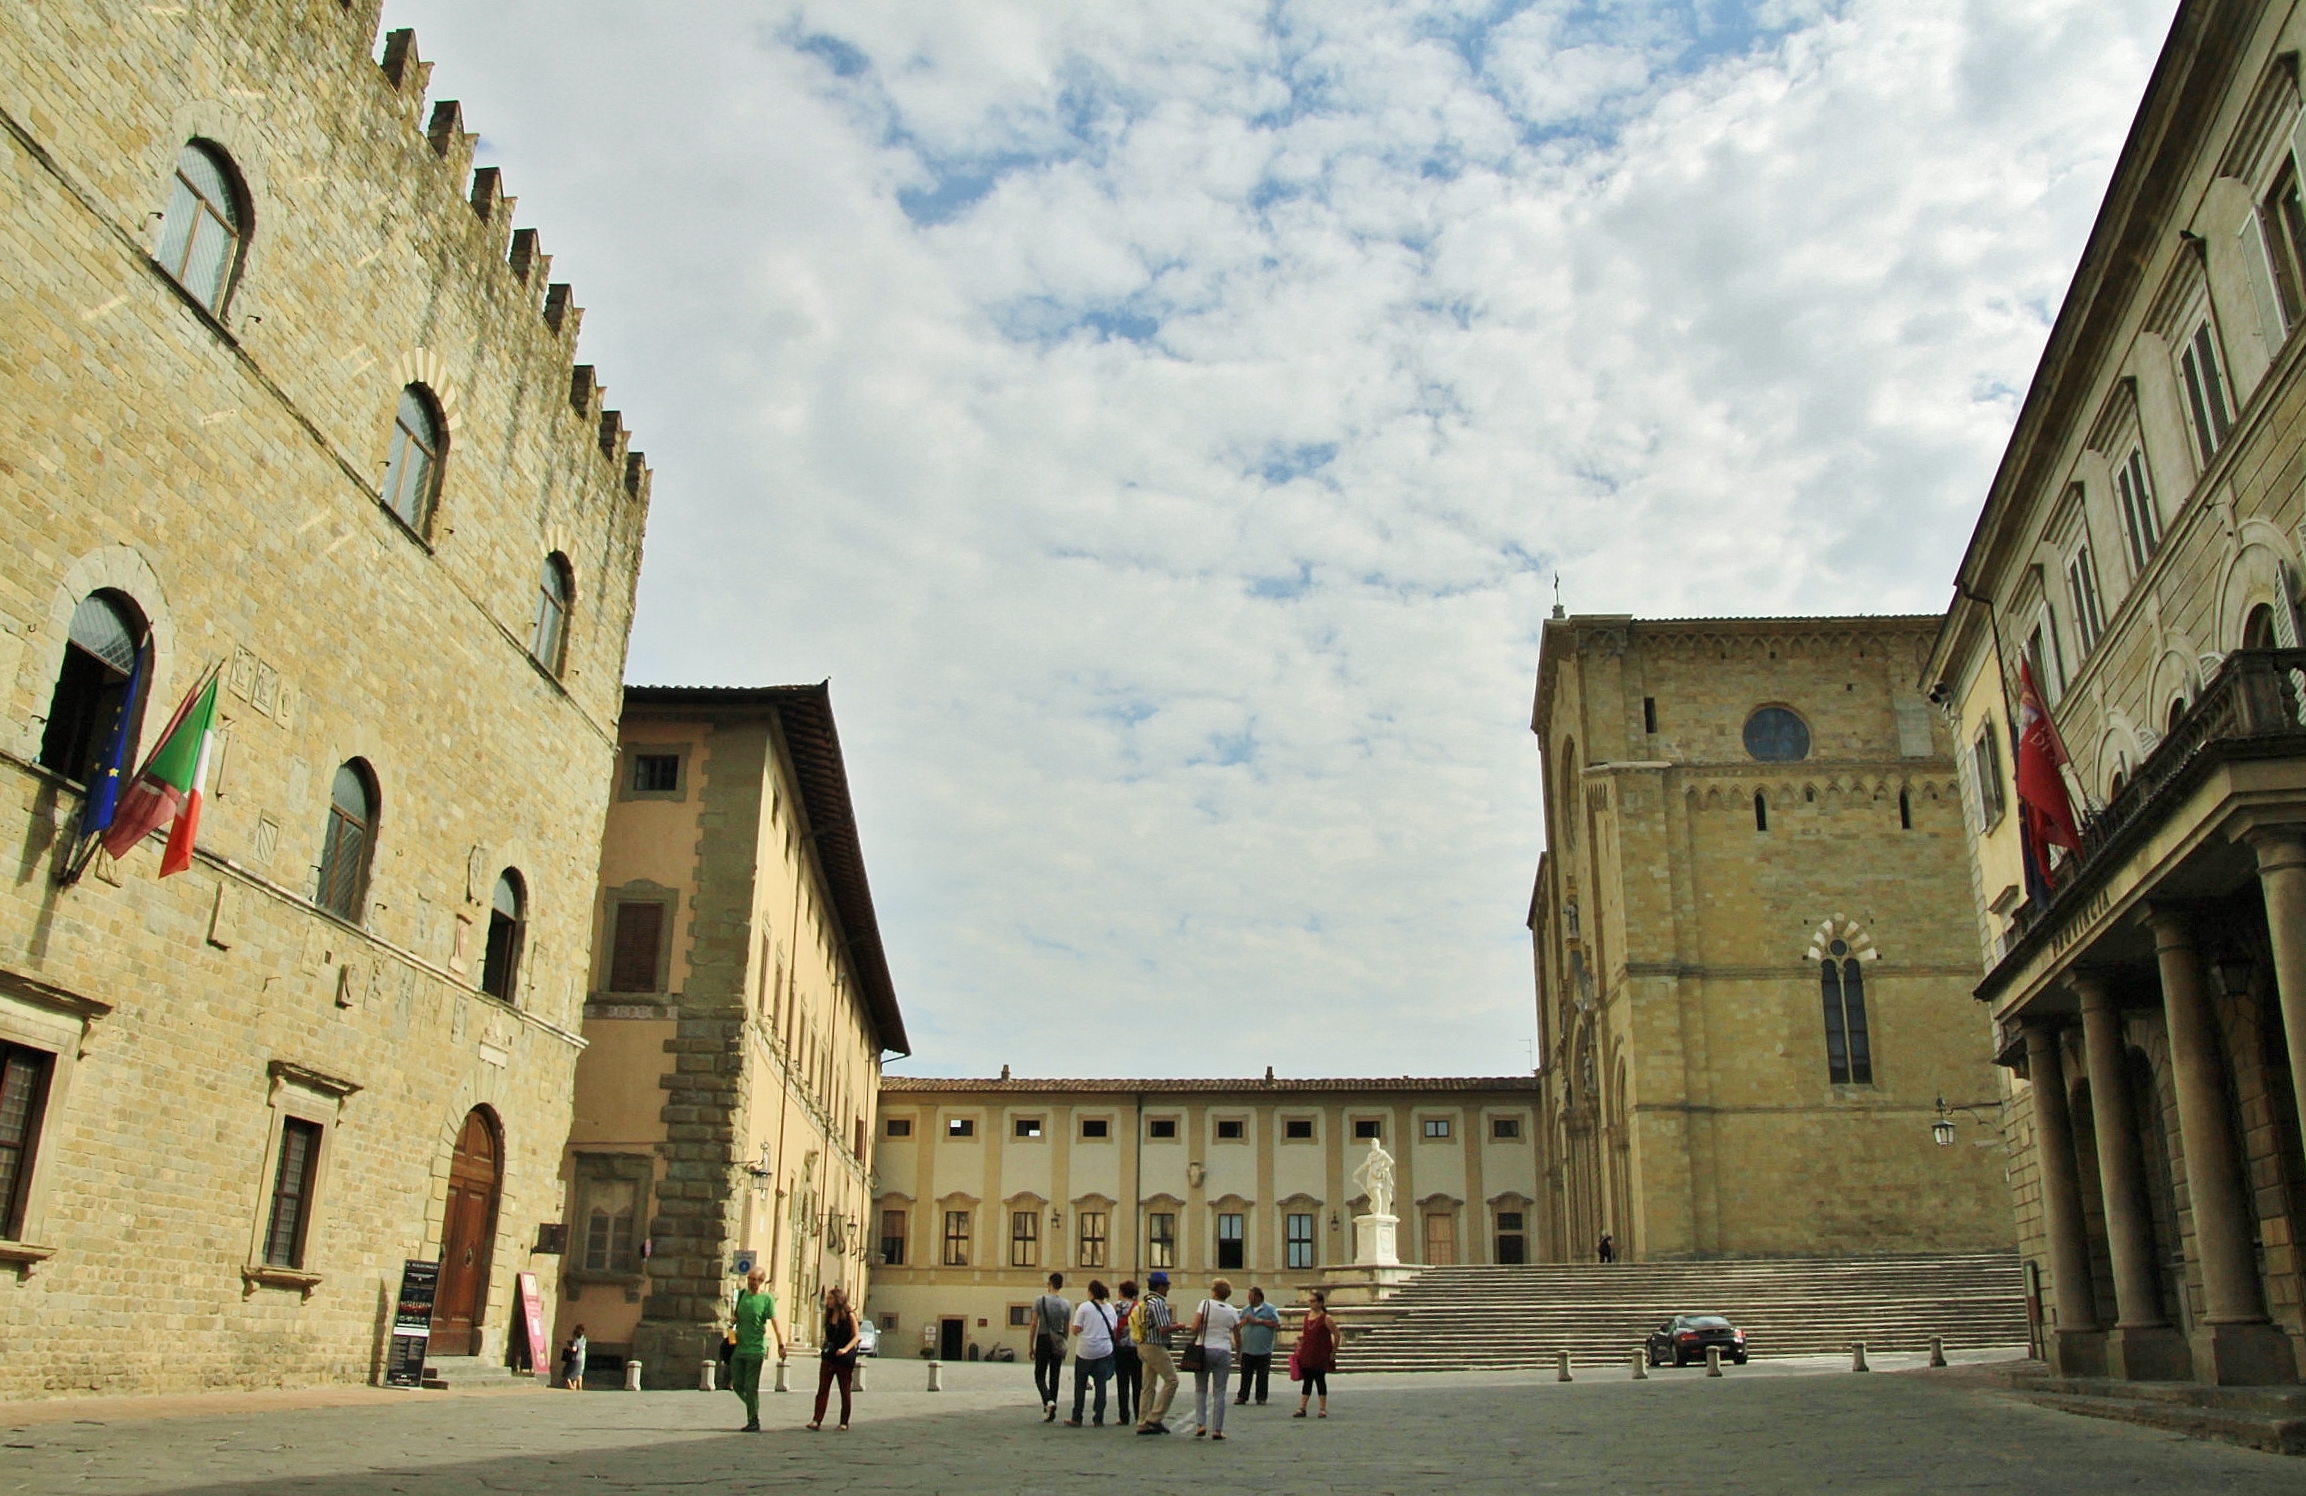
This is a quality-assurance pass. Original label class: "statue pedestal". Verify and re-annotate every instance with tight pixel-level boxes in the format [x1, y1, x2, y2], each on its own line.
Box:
[1354, 1213, 1400, 1267]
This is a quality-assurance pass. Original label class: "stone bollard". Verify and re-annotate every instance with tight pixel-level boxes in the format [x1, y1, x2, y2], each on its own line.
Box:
[1928, 1336, 1947, 1369]
[1705, 1346, 1723, 1378]
[699, 1358, 718, 1392]
[1631, 1350, 1647, 1381]
[774, 1358, 791, 1393]
[623, 1360, 644, 1392]
[1851, 1342, 1870, 1373]
[1555, 1351, 1573, 1383]
[853, 1358, 868, 1393]
[927, 1359, 944, 1392]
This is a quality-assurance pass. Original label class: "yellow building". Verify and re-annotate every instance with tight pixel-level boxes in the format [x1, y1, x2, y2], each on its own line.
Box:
[870, 1076, 1542, 1361]
[1529, 614, 2012, 1261]
[0, 8, 648, 1394]
[1925, 0, 2306, 1386]
[559, 685, 908, 1387]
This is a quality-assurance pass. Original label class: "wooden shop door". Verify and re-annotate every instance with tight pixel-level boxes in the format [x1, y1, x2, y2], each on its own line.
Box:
[1422, 1211, 1456, 1266]
[431, 1110, 502, 1357]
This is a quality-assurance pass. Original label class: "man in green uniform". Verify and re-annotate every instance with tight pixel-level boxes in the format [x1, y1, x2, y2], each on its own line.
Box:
[730, 1265, 787, 1432]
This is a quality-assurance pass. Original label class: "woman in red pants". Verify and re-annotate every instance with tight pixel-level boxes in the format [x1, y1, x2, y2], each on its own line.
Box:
[808, 1284, 864, 1431]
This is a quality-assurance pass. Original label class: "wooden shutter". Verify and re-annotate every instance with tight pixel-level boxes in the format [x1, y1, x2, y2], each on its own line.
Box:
[608, 902, 664, 992]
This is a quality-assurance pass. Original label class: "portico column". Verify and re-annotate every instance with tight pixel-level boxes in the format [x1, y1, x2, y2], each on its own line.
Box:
[2071, 974, 2189, 1381]
[2021, 1021, 2105, 1377]
[2146, 908, 2298, 1385]
[2246, 830, 2306, 1170]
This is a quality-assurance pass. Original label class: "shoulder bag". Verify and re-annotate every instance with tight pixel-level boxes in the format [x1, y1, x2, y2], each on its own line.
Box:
[1178, 1300, 1210, 1372]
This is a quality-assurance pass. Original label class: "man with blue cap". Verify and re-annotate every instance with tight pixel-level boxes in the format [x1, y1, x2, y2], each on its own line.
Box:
[1131, 1270, 1180, 1434]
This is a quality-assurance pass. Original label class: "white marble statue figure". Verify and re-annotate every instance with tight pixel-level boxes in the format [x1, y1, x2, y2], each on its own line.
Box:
[1350, 1136, 1396, 1220]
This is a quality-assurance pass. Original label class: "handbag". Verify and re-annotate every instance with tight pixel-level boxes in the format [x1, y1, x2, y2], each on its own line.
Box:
[1178, 1301, 1211, 1372]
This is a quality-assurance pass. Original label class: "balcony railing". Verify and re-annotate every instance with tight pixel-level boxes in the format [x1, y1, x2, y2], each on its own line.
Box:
[1993, 648, 2306, 980]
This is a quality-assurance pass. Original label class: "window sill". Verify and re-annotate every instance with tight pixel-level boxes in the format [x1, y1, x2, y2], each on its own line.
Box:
[242, 1264, 322, 1297]
[0, 1240, 58, 1275]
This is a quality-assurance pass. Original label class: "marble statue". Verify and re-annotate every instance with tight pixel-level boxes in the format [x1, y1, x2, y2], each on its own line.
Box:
[1351, 1136, 1396, 1221]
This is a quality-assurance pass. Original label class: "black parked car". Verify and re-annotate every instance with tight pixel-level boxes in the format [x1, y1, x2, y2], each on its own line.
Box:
[1645, 1314, 1748, 1367]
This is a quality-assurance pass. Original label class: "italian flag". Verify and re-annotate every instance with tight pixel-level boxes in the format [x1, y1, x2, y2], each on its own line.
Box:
[100, 669, 220, 876]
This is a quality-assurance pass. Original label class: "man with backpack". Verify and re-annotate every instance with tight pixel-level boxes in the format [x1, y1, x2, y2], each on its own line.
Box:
[1131, 1270, 1180, 1434]
[1031, 1272, 1071, 1421]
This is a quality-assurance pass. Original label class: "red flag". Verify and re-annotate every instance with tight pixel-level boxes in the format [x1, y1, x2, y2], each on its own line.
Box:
[2015, 660, 2080, 887]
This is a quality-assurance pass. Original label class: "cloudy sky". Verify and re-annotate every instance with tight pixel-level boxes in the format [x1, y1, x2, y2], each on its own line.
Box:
[382, 0, 2174, 1079]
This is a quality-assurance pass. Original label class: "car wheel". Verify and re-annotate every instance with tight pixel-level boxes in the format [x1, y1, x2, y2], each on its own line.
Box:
[1732, 1354, 1747, 1365]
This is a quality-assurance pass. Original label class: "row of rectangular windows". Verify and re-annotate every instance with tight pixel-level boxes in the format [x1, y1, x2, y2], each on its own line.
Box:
[885, 1114, 1524, 1142]
[884, 1207, 1532, 1272]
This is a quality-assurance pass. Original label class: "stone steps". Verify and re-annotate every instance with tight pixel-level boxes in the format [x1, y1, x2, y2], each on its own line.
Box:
[1336, 1254, 2028, 1373]
[419, 1356, 546, 1391]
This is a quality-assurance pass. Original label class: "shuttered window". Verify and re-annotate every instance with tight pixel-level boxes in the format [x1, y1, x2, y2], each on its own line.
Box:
[317, 764, 375, 921]
[608, 901, 666, 993]
[0, 1045, 54, 1240]
[263, 1118, 322, 1268]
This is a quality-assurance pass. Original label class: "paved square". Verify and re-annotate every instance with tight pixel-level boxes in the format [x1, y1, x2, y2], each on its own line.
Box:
[2, 1356, 2294, 1494]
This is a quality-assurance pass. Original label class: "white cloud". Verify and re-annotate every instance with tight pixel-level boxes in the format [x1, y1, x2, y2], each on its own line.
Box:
[382, 0, 2173, 1077]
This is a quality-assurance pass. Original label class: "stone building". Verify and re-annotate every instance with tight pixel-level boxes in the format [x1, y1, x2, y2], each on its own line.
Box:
[1528, 614, 2012, 1262]
[1924, 0, 2306, 1386]
[0, 7, 649, 1393]
[559, 685, 907, 1387]
[870, 1076, 1541, 1361]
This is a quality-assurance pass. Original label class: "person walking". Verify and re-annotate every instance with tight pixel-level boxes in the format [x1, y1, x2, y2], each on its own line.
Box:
[807, 1284, 863, 1431]
[1233, 1287, 1281, 1407]
[1132, 1271, 1180, 1435]
[559, 1324, 587, 1391]
[1063, 1280, 1119, 1426]
[1188, 1278, 1243, 1440]
[728, 1266, 787, 1433]
[1291, 1291, 1336, 1419]
[1110, 1280, 1142, 1426]
[1597, 1232, 1616, 1264]
[1030, 1272, 1072, 1422]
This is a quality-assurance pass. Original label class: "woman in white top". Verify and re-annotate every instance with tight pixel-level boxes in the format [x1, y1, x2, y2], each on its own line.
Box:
[1064, 1280, 1120, 1426]
[1188, 1278, 1243, 1439]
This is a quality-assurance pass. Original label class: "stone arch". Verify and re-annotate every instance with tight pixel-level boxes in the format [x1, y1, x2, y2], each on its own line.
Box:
[1806, 915, 1882, 964]
[25, 546, 178, 760]
[2148, 647, 2200, 725]
[2218, 537, 2298, 649]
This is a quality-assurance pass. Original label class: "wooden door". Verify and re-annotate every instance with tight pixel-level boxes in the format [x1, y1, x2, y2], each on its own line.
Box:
[939, 1317, 965, 1361]
[431, 1110, 501, 1357]
[1423, 1211, 1456, 1266]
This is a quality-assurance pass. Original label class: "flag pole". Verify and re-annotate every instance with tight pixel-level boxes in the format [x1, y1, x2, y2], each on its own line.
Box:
[61, 659, 223, 887]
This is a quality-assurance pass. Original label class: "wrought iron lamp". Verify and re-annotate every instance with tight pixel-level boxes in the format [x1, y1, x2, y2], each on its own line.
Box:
[1931, 1097, 1957, 1148]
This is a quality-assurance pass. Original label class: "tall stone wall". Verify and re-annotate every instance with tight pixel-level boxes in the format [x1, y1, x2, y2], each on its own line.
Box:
[0, 1, 648, 1396]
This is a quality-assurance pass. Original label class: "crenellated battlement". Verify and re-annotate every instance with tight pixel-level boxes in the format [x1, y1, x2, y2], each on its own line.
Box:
[376, 28, 648, 503]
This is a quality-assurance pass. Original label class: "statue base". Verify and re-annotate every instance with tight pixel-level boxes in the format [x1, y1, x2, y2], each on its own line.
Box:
[1353, 1213, 1399, 1267]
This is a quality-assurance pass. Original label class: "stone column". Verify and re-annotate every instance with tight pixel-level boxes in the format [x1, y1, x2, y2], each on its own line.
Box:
[2246, 829, 2306, 1178]
[2022, 1021, 2105, 1377]
[2146, 908, 2298, 1386]
[2072, 974, 2189, 1381]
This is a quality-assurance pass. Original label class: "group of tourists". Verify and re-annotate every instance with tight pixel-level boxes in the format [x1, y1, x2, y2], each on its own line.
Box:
[1029, 1270, 1337, 1438]
[724, 1266, 864, 1433]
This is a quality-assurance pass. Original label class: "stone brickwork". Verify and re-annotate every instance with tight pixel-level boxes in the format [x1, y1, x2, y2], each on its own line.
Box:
[0, 2, 648, 1395]
[1530, 616, 2015, 1261]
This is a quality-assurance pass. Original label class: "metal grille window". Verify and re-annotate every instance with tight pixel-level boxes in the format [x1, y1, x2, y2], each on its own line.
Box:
[1216, 1212, 1245, 1270]
[1077, 1210, 1107, 1268]
[1285, 1212, 1316, 1270]
[531, 555, 571, 675]
[1820, 950, 1874, 1085]
[317, 763, 375, 921]
[942, 1210, 971, 1266]
[632, 753, 680, 793]
[1146, 1212, 1176, 1268]
[263, 1118, 322, 1268]
[382, 386, 444, 531]
[481, 871, 525, 1002]
[606, 901, 665, 993]
[880, 1210, 907, 1266]
[156, 142, 241, 313]
[1009, 1209, 1039, 1268]
[0, 1043, 54, 1240]
[2178, 318, 2235, 466]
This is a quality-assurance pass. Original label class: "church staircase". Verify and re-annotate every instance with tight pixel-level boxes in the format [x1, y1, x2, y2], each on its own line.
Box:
[1333, 1253, 2028, 1372]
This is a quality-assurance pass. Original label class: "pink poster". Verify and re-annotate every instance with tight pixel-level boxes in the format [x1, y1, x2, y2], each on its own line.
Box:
[517, 1272, 550, 1382]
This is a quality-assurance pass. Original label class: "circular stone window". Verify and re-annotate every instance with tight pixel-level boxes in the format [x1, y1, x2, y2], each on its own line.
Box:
[1743, 706, 1811, 762]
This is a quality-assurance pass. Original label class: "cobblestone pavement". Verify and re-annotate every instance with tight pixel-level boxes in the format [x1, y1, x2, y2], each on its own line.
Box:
[3, 1353, 2295, 1495]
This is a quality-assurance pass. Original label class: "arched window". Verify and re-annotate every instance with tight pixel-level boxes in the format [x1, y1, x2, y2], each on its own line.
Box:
[1753, 791, 1768, 832]
[156, 142, 244, 314]
[530, 554, 572, 675]
[1898, 788, 1912, 830]
[481, 870, 525, 1002]
[2109, 768, 2127, 800]
[382, 386, 445, 531]
[1819, 942, 1873, 1085]
[317, 762, 376, 920]
[39, 592, 149, 787]
[1743, 706, 1810, 762]
[2167, 697, 2187, 734]
[2244, 603, 2278, 648]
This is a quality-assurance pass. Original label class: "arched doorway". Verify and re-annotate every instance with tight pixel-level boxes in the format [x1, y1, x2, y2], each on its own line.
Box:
[432, 1109, 502, 1358]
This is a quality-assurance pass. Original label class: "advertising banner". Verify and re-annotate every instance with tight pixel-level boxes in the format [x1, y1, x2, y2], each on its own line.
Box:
[516, 1271, 549, 1381]
[383, 1259, 440, 1388]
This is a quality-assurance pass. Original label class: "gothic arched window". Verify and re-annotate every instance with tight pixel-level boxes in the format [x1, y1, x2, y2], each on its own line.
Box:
[1819, 942, 1874, 1085]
